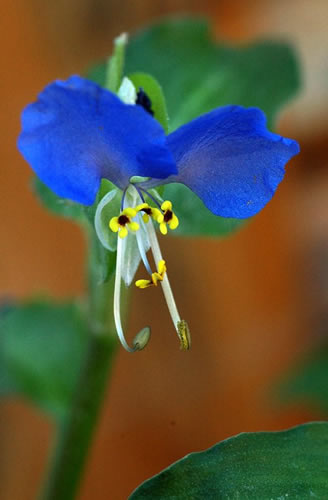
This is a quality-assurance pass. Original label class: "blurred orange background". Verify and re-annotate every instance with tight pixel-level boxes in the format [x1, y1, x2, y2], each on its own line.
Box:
[1, 1, 328, 499]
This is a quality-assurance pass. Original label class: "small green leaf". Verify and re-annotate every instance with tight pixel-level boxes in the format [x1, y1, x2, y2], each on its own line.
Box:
[105, 32, 128, 92]
[33, 177, 85, 221]
[129, 72, 169, 132]
[0, 300, 88, 420]
[130, 422, 328, 499]
[277, 340, 328, 414]
[164, 183, 245, 237]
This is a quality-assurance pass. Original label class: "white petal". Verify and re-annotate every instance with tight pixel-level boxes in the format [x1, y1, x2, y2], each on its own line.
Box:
[94, 188, 120, 251]
[118, 77, 137, 105]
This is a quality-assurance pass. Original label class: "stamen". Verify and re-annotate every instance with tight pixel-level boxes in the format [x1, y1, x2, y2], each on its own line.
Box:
[145, 218, 191, 349]
[177, 320, 191, 350]
[138, 186, 163, 211]
[132, 183, 146, 203]
[114, 236, 151, 352]
[109, 207, 139, 239]
[158, 200, 179, 235]
[135, 259, 166, 288]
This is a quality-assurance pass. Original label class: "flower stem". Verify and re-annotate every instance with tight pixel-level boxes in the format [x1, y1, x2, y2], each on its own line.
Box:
[41, 228, 119, 500]
[41, 334, 117, 500]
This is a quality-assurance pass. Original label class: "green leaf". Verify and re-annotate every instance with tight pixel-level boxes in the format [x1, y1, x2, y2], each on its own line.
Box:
[125, 17, 300, 131]
[277, 340, 328, 414]
[164, 183, 245, 237]
[130, 422, 328, 499]
[105, 32, 128, 92]
[0, 300, 88, 420]
[33, 177, 85, 221]
[129, 72, 169, 132]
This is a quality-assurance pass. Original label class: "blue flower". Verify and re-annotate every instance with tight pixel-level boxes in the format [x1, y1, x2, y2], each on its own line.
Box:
[18, 75, 299, 352]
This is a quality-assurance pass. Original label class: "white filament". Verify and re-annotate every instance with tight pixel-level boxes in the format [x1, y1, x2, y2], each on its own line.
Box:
[145, 219, 181, 332]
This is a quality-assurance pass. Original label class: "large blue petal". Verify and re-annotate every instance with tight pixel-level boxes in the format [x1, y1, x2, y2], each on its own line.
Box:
[165, 106, 300, 218]
[18, 76, 177, 205]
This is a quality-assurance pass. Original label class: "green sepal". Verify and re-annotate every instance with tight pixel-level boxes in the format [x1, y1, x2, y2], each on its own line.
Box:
[130, 422, 328, 499]
[128, 72, 169, 132]
[0, 300, 88, 421]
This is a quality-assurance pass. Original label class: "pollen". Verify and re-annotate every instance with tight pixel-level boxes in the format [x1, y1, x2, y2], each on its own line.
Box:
[135, 259, 167, 289]
[136, 202, 162, 224]
[158, 200, 179, 235]
[109, 207, 139, 239]
[177, 320, 191, 350]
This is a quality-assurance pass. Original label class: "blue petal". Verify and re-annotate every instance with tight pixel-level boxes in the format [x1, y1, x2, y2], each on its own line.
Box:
[18, 76, 177, 205]
[166, 106, 300, 218]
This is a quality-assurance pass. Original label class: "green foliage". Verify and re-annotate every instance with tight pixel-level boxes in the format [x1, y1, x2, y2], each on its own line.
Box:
[105, 32, 128, 92]
[125, 17, 300, 131]
[129, 72, 169, 132]
[33, 177, 84, 221]
[163, 183, 244, 237]
[277, 340, 328, 414]
[130, 422, 328, 499]
[0, 300, 88, 420]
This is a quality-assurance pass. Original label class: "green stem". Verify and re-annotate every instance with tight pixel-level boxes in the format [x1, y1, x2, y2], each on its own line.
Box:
[42, 334, 117, 500]
[41, 228, 118, 500]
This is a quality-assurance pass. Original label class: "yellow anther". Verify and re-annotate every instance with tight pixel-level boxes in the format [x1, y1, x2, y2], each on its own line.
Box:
[135, 202, 148, 212]
[135, 278, 152, 289]
[158, 200, 179, 235]
[152, 259, 167, 285]
[157, 259, 166, 275]
[135, 260, 167, 289]
[136, 203, 162, 224]
[128, 221, 140, 232]
[109, 207, 139, 239]
[118, 226, 128, 239]
[161, 200, 172, 211]
[124, 207, 137, 218]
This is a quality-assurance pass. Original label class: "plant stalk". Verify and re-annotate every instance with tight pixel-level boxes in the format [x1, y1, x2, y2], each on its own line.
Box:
[41, 228, 118, 500]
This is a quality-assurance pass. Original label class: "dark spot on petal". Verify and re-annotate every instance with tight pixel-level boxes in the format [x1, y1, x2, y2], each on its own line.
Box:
[118, 214, 129, 226]
[164, 210, 173, 223]
[136, 87, 154, 116]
